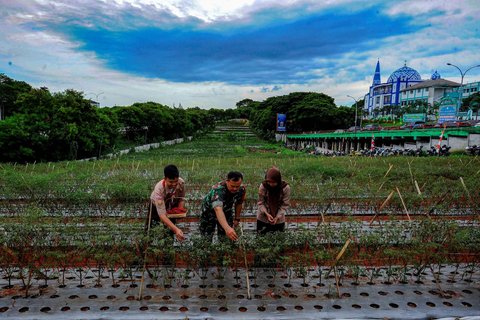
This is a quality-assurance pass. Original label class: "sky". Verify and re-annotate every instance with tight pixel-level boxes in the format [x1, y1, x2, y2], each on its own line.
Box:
[1, 0, 479, 109]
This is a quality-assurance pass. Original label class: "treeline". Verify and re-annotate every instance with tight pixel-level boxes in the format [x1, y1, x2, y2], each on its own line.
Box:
[1, 74, 357, 162]
[235, 92, 355, 139]
[0, 74, 233, 163]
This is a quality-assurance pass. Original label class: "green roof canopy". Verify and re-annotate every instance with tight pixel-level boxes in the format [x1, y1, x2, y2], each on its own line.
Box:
[287, 127, 480, 140]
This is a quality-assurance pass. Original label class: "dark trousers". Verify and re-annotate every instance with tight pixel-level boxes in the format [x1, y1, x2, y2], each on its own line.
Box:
[145, 202, 177, 237]
[199, 210, 233, 241]
[256, 220, 285, 235]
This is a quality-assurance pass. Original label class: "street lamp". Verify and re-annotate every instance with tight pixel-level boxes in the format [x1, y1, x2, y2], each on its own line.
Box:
[446, 63, 480, 112]
[347, 95, 362, 133]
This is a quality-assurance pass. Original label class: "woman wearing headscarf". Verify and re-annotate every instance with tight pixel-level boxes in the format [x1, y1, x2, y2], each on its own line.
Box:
[257, 167, 291, 234]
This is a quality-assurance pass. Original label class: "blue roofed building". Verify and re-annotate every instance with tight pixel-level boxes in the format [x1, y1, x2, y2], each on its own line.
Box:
[364, 60, 422, 115]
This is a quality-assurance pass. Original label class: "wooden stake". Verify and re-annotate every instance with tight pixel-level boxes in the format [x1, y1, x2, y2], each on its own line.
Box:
[396, 187, 411, 221]
[377, 181, 386, 191]
[459, 177, 470, 199]
[329, 238, 351, 298]
[138, 202, 153, 300]
[383, 163, 394, 178]
[414, 180, 422, 195]
[239, 224, 251, 299]
[407, 160, 415, 188]
[369, 191, 395, 225]
[334, 238, 351, 264]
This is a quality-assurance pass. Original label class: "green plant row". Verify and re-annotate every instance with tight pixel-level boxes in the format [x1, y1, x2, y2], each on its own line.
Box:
[2, 210, 479, 271]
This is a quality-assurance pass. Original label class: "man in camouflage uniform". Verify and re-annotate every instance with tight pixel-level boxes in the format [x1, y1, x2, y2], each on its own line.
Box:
[200, 171, 246, 241]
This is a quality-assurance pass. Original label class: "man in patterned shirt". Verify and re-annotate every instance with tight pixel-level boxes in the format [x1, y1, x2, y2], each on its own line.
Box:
[148, 164, 186, 241]
[199, 171, 246, 241]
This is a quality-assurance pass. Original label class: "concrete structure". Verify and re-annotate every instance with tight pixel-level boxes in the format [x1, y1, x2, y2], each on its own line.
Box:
[462, 81, 480, 99]
[287, 128, 480, 153]
[363, 62, 479, 117]
[365, 61, 422, 114]
[400, 78, 460, 106]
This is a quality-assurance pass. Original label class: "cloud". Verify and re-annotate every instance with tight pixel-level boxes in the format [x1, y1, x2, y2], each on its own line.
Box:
[56, 6, 423, 85]
[0, 0, 479, 109]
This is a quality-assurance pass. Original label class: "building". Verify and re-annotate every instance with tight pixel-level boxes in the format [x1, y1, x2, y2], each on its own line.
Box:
[364, 61, 479, 116]
[399, 73, 460, 106]
[364, 60, 423, 114]
[461, 81, 480, 99]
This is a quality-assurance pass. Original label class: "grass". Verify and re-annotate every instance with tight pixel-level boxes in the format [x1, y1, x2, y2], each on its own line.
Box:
[0, 127, 479, 212]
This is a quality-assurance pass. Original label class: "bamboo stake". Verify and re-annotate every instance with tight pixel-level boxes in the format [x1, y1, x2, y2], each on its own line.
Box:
[407, 160, 415, 188]
[377, 181, 386, 191]
[383, 163, 394, 178]
[332, 238, 351, 297]
[414, 180, 422, 195]
[459, 177, 470, 199]
[396, 187, 411, 221]
[333, 266, 341, 298]
[239, 223, 251, 300]
[426, 189, 450, 217]
[459, 177, 479, 218]
[465, 156, 477, 167]
[334, 238, 351, 265]
[369, 191, 395, 225]
[138, 202, 153, 300]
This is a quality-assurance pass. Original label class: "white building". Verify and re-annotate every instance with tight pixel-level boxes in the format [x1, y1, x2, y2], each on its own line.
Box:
[399, 75, 460, 106]
[364, 61, 422, 114]
[364, 61, 479, 115]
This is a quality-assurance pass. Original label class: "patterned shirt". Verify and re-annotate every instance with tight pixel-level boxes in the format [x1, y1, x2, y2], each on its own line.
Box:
[201, 181, 246, 218]
[150, 178, 185, 215]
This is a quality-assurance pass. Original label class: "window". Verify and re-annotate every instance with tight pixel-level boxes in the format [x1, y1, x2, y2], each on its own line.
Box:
[376, 96, 380, 104]
[417, 89, 421, 93]
[410, 90, 413, 94]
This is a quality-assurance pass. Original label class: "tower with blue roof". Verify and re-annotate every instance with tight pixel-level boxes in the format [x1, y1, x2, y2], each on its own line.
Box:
[364, 61, 422, 116]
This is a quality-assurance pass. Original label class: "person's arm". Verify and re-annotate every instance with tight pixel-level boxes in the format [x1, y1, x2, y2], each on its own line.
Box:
[159, 214, 185, 241]
[273, 185, 291, 224]
[233, 188, 246, 227]
[214, 206, 238, 240]
[257, 184, 274, 223]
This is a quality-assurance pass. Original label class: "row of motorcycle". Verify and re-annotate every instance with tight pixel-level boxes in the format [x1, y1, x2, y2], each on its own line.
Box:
[304, 145, 453, 157]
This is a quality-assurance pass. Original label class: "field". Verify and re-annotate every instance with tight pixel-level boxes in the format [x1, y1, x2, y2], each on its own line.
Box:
[0, 124, 479, 319]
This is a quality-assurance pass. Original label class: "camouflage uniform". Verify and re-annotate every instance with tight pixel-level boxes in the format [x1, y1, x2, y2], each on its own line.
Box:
[199, 181, 246, 239]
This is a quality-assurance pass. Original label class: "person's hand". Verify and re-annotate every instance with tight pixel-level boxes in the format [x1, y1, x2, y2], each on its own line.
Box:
[174, 228, 185, 241]
[226, 227, 238, 241]
[271, 216, 279, 225]
[265, 213, 274, 223]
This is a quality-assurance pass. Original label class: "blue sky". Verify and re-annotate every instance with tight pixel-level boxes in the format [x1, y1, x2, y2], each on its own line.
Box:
[1, 0, 479, 108]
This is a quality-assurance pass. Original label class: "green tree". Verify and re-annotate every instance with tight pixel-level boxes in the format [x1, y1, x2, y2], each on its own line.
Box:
[462, 92, 480, 118]
[247, 92, 355, 137]
[0, 73, 32, 119]
[0, 88, 119, 162]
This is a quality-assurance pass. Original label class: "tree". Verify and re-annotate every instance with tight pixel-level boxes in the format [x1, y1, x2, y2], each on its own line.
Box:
[462, 92, 480, 118]
[0, 74, 32, 119]
[247, 92, 354, 137]
[0, 88, 119, 162]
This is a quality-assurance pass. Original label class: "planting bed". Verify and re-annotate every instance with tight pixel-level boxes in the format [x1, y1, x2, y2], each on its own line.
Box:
[1, 265, 479, 319]
[1, 126, 480, 319]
